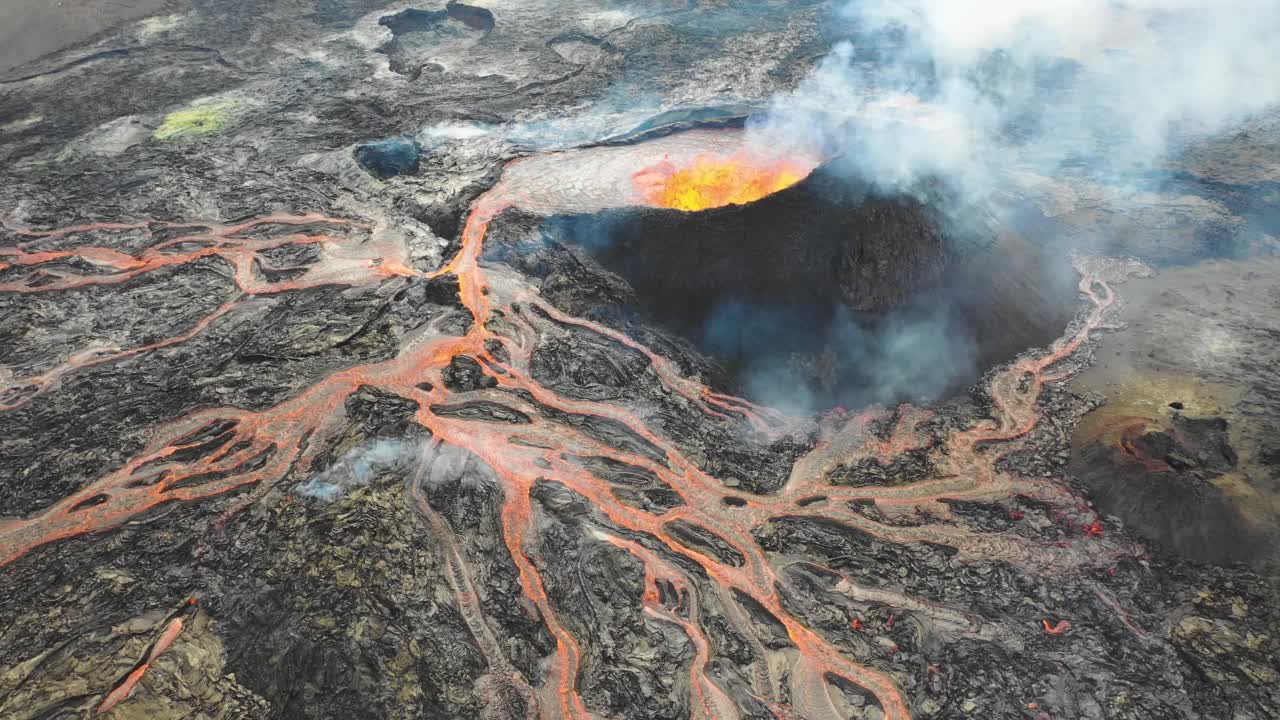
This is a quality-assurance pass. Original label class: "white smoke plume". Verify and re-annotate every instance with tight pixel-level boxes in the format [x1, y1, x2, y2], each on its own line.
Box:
[722, 1, 1280, 410]
[750, 0, 1280, 199]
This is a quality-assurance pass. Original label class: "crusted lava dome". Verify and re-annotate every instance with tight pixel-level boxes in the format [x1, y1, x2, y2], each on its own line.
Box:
[1070, 371, 1280, 571]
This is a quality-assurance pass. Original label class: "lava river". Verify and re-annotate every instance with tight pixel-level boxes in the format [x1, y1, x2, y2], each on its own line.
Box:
[0, 128, 1150, 719]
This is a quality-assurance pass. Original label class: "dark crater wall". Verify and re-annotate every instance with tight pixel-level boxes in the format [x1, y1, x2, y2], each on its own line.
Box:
[527, 167, 1076, 409]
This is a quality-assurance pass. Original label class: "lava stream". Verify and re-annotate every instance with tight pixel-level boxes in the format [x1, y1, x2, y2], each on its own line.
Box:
[0, 130, 1152, 719]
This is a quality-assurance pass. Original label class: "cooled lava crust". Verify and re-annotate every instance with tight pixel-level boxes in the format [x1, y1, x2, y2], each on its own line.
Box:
[0, 4, 1278, 720]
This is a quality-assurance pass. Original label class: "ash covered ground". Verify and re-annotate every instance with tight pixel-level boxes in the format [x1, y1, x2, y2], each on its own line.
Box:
[0, 2, 1278, 720]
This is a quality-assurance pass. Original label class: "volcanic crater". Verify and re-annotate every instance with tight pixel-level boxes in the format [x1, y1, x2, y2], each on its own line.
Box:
[486, 126, 1076, 409]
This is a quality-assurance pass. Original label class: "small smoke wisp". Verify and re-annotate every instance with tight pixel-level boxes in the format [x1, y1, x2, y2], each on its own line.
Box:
[414, 440, 497, 492]
[701, 298, 976, 413]
[296, 438, 412, 502]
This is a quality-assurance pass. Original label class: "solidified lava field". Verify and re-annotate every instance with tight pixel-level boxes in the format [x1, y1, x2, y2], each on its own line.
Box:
[1, 2, 1278, 720]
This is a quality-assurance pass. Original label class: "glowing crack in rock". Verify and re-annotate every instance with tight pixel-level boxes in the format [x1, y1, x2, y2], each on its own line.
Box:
[0, 128, 1151, 719]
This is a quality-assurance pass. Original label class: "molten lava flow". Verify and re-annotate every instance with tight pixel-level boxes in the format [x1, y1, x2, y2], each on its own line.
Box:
[0, 129, 1152, 720]
[633, 151, 817, 211]
[96, 597, 199, 714]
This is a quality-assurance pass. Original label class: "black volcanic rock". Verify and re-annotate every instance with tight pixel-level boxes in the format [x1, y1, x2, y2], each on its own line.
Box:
[0, 2, 1277, 720]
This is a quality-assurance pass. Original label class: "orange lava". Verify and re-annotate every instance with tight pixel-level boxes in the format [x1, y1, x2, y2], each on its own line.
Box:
[0, 137, 1148, 719]
[1042, 619, 1072, 635]
[96, 600, 196, 714]
[633, 152, 817, 211]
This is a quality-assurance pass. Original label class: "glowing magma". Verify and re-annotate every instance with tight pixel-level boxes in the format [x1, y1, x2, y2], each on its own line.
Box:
[633, 152, 818, 211]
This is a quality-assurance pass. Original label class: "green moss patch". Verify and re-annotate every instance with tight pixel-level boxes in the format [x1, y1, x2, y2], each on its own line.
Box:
[153, 101, 239, 141]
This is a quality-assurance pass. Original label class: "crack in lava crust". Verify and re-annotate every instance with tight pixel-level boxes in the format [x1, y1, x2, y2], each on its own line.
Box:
[0, 130, 1153, 719]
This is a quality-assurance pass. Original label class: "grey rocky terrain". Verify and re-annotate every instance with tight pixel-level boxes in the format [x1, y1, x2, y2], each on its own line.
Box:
[0, 2, 1276, 720]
